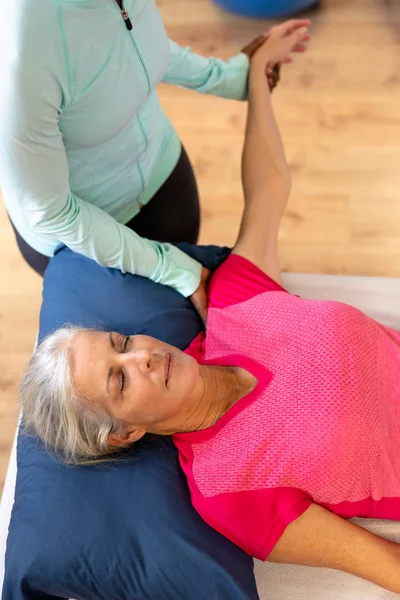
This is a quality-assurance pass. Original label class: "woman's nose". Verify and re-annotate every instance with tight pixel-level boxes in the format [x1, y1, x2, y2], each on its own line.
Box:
[120, 348, 152, 372]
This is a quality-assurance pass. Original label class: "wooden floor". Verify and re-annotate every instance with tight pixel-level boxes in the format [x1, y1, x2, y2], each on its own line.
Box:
[1, 0, 400, 495]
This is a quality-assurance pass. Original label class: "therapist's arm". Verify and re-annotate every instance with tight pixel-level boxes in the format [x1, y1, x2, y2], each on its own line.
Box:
[233, 20, 310, 285]
[162, 24, 309, 102]
[162, 38, 250, 101]
[0, 47, 201, 298]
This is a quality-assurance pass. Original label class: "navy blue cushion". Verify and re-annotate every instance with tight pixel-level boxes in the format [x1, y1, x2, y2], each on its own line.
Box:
[4, 244, 259, 600]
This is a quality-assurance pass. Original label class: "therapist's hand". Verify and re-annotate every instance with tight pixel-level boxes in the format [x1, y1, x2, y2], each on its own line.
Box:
[190, 267, 211, 327]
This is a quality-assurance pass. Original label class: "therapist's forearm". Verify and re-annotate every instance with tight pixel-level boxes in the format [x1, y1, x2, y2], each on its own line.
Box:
[30, 191, 202, 297]
[163, 40, 249, 101]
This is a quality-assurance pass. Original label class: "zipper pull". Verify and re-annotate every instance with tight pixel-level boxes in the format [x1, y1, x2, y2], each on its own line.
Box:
[121, 8, 132, 31]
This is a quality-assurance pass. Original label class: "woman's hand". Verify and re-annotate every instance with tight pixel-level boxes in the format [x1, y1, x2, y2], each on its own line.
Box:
[242, 21, 310, 91]
[241, 31, 279, 92]
[190, 267, 211, 327]
[242, 34, 280, 92]
[251, 20, 311, 76]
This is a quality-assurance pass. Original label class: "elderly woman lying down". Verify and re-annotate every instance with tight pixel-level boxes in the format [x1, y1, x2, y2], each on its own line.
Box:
[21, 21, 400, 594]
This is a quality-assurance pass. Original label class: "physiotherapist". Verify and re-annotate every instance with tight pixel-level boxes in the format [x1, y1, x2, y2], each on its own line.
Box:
[0, 0, 278, 319]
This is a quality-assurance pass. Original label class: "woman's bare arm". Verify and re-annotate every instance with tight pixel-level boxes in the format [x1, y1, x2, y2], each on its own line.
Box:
[233, 21, 310, 284]
[269, 503, 400, 593]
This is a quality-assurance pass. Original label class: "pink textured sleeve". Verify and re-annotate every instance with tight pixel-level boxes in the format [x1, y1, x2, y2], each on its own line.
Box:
[192, 486, 312, 560]
[208, 254, 287, 309]
[175, 440, 312, 560]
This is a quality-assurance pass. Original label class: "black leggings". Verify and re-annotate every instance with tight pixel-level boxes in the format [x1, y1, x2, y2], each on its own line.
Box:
[10, 146, 200, 277]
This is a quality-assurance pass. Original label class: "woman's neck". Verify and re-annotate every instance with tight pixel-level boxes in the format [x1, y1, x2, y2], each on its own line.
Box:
[177, 365, 257, 434]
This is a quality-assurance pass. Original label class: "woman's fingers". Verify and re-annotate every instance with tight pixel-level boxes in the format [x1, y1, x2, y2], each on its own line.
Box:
[293, 33, 311, 50]
[285, 26, 310, 54]
[242, 20, 311, 61]
[292, 43, 308, 52]
[275, 18, 311, 36]
[250, 19, 311, 79]
[264, 28, 306, 64]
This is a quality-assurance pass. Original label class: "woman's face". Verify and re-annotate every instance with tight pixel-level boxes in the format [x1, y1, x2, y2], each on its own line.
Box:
[69, 331, 201, 440]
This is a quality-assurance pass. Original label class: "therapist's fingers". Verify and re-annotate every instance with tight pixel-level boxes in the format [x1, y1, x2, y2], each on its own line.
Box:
[191, 284, 208, 327]
[190, 267, 211, 327]
[241, 33, 269, 60]
[267, 63, 281, 91]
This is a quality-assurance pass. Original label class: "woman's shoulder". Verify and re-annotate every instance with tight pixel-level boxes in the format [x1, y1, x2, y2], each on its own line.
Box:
[208, 253, 287, 311]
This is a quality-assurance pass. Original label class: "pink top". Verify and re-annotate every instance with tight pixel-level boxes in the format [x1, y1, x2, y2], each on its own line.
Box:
[172, 254, 400, 560]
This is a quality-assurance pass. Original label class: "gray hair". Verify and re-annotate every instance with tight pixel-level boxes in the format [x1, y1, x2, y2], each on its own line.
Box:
[20, 326, 128, 465]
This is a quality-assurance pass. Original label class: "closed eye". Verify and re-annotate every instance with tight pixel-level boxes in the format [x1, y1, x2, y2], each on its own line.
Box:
[120, 336, 131, 393]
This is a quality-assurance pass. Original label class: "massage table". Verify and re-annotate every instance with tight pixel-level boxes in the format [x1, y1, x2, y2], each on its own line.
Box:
[1, 272, 399, 599]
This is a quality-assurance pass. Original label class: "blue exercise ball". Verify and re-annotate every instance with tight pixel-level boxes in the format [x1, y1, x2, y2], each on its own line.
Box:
[213, 0, 318, 19]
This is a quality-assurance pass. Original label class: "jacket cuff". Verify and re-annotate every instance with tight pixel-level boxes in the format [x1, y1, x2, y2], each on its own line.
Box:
[220, 52, 250, 101]
[152, 243, 203, 297]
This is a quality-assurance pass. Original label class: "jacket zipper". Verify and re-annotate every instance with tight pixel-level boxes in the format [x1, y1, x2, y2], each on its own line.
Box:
[120, 0, 132, 30]
[114, 0, 150, 195]
[114, 0, 152, 96]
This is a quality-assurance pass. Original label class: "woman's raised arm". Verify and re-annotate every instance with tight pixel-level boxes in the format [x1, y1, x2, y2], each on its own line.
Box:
[233, 20, 310, 284]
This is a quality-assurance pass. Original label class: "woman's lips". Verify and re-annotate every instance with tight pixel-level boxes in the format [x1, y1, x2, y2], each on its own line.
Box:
[165, 353, 174, 386]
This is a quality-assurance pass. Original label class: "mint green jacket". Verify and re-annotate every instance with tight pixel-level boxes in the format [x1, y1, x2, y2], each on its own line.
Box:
[0, 0, 249, 295]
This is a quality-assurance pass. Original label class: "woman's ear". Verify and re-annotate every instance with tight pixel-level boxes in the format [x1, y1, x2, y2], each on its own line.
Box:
[108, 427, 146, 447]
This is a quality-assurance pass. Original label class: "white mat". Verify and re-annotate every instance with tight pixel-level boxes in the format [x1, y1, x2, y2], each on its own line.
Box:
[1, 273, 399, 598]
